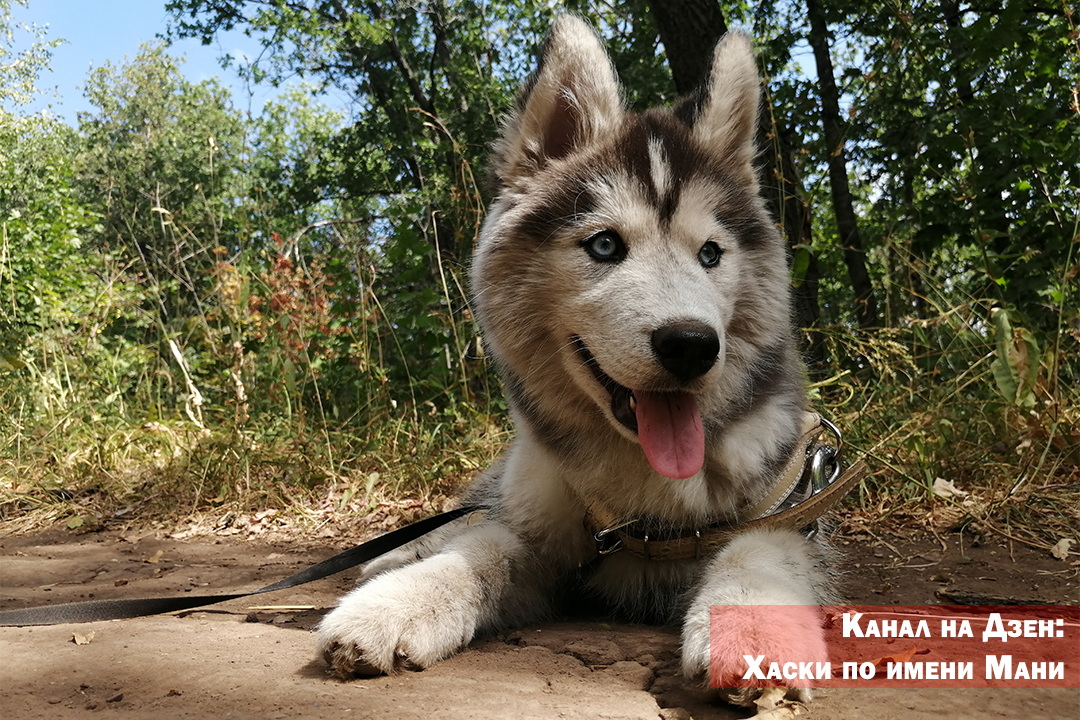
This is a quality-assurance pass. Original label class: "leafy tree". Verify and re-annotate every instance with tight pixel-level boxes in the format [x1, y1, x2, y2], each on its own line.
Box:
[163, 1, 555, 403]
[76, 43, 247, 318]
[0, 1, 93, 359]
[804, 0, 878, 330]
[0, 0, 147, 425]
[165, 0, 543, 256]
[839, 0, 1078, 334]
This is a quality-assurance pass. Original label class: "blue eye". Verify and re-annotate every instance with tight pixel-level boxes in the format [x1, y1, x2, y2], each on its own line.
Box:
[583, 232, 627, 263]
[699, 241, 723, 268]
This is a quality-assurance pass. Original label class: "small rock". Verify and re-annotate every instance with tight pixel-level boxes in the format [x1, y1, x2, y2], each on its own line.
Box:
[563, 639, 623, 666]
[106, 693, 123, 703]
[648, 674, 684, 695]
[659, 709, 692, 720]
[605, 660, 654, 690]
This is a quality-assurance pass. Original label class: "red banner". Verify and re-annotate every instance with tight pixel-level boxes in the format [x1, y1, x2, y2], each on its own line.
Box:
[709, 604, 1079, 689]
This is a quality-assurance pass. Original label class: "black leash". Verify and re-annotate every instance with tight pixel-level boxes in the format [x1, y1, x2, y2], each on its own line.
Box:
[0, 506, 483, 627]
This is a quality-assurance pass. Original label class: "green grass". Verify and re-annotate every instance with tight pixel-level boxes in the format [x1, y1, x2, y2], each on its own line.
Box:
[1, 275, 1076, 560]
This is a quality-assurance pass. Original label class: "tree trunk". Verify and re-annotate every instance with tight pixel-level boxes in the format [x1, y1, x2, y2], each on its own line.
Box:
[805, 0, 879, 329]
[647, 0, 728, 93]
[766, 112, 827, 374]
[940, 0, 1009, 298]
[649, 0, 827, 370]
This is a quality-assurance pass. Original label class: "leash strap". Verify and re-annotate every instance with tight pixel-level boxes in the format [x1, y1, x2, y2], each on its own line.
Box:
[0, 506, 483, 627]
[739, 411, 829, 519]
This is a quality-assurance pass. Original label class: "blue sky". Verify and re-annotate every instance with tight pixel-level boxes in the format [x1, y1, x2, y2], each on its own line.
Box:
[12, 0, 289, 125]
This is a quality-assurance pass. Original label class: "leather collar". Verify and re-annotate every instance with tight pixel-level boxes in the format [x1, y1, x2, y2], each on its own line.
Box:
[583, 412, 867, 561]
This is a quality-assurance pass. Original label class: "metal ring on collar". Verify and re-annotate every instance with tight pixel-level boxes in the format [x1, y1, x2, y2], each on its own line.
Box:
[818, 414, 843, 455]
[809, 444, 842, 494]
[594, 523, 626, 555]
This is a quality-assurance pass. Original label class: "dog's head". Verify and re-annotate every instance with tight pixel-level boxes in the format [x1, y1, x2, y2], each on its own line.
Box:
[472, 16, 798, 481]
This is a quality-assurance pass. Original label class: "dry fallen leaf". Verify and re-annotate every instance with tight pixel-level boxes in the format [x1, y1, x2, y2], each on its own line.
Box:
[71, 631, 96, 645]
[869, 646, 924, 668]
[932, 478, 968, 499]
[755, 705, 807, 720]
[1050, 538, 1073, 561]
[144, 550, 165, 564]
[754, 688, 788, 711]
[751, 688, 808, 718]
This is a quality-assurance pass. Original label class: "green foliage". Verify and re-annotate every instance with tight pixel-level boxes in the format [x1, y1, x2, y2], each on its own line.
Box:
[0, 1, 1075, 547]
[990, 307, 1040, 409]
[0, 0, 60, 108]
[840, 0, 1078, 333]
[77, 44, 247, 307]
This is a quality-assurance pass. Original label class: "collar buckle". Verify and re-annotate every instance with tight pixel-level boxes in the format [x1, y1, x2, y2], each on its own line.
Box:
[593, 520, 631, 555]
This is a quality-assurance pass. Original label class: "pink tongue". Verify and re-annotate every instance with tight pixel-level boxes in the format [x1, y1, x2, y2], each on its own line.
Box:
[633, 391, 705, 479]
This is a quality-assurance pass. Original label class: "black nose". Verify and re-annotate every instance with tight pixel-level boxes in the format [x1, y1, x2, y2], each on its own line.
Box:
[651, 321, 720, 383]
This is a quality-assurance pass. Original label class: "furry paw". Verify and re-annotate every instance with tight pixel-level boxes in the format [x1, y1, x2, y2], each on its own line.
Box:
[682, 602, 826, 706]
[316, 552, 484, 678]
[680, 530, 833, 704]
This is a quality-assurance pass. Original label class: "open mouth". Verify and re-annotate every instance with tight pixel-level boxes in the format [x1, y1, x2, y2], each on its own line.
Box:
[571, 335, 638, 433]
[570, 335, 705, 480]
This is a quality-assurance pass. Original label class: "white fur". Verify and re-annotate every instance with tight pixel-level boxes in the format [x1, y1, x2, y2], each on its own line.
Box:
[647, 137, 672, 198]
[692, 32, 762, 187]
[681, 530, 833, 687]
[318, 524, 525, 676]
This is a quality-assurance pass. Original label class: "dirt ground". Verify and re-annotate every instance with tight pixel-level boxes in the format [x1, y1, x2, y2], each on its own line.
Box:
[1, 517, 1077, 720]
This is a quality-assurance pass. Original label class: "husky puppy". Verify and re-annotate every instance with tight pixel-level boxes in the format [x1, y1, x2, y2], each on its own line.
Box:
[318, 15, 833, 695]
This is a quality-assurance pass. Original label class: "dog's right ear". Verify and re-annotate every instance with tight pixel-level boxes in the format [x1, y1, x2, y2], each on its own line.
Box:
[490, 15, 623, 187]
[680, 32, 761, 188]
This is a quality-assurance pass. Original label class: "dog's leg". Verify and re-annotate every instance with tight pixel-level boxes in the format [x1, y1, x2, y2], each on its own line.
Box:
[680, 528, 833, 704]
[357, 521, 471, 580]
[317, 521, 544, 677]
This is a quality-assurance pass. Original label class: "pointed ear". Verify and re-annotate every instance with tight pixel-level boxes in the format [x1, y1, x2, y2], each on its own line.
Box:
[689, 32, 762, 186]
[490, 15, 623, 187]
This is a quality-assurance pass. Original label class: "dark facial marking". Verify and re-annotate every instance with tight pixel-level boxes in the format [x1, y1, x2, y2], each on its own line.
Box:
[514, 177, 597, 246]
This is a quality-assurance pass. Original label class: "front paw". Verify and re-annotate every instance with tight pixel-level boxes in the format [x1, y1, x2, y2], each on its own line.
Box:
[316, 554, 482, 678]
[683, 603, 826, 706]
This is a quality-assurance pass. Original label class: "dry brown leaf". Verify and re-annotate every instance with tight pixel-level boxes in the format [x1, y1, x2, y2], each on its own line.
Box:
[1050, 538, 1073, 561]
[932, 478, 967, 499]
[466, 509, 489, 526]
[869, 646, 929, 668]
[752, 688, 807, 718]
[71, 631, 96, 645]
[753, 687, 788, 711]
[755, 706, 807, 720]
[144, 549, 165, 564]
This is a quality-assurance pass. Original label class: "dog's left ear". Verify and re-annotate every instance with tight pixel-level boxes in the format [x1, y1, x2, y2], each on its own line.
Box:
[685, 32, 761, 187]
[490, 15, 623, 187]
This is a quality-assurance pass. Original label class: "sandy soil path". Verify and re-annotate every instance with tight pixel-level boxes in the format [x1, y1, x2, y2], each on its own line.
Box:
[2, 523, 1077, 719]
